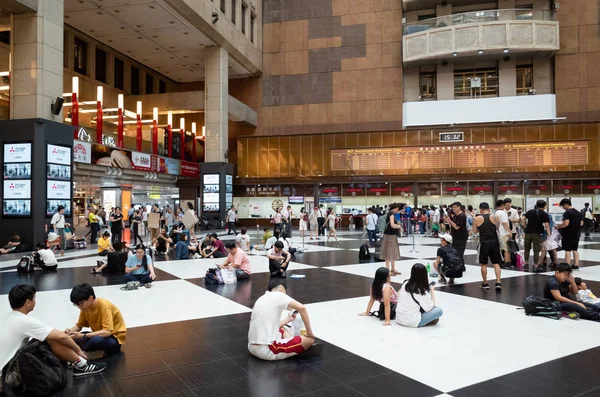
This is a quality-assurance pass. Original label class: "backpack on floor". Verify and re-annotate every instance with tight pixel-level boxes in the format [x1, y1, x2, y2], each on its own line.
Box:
[359, 243, 371, 260]
[74, 240, 87, 249]
[370, 302, 397, 321]
[16, 254, 36, 274]
[441, 248, 463, 278]
[2, 340, 67, 396]
[514, 252, 525, 267]
[520, 295, 561, 320]
[205, 268, 223, 284]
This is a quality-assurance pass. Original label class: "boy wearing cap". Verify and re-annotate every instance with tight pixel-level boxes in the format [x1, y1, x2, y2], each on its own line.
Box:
[472, 202, 503, 291]
[432, 233, 460, 285]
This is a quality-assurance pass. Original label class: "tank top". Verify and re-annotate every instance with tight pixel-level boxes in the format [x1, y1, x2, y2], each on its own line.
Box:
[479, 214, 497, 243]
[384, 212, 398, 235]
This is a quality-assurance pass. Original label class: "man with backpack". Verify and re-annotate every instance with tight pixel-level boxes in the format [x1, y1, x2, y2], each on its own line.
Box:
[581, 202, 594, 238]
[472, 202, 503, 291]
[1, 284, 106, 394]
[432, 233, 463, 284]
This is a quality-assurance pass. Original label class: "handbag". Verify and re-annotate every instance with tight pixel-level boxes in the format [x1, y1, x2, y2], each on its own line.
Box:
[507, 239, 520, 254]
[63, 227, 73, 241]
[369, 302, 397, 320]
[221, 268, 237, 284]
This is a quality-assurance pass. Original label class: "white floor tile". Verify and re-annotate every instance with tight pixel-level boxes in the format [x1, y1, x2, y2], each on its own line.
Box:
[305, 293, 600, 393]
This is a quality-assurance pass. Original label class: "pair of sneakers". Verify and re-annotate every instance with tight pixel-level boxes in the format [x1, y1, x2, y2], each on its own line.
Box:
[479, 282, 502, 291]
[72, 361, 107, 377]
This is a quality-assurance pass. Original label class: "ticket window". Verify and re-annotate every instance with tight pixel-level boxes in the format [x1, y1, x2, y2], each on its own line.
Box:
[468, 182, 494, 212]
[498, 181, 524, 209]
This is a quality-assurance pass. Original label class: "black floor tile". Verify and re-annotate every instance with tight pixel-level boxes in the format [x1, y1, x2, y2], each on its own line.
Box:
[250, 364, 341, 397]
[146, 331, 204, 352]
[54, 379, 113, 397]
[157, 343, 225, 368]
[347, 372, 441, 397]
[106, 369, 189, 397]
[209, 335, 250, 357]
[578, 387, 600, 397]
[177, 358, 247, 389]
[299, 385, 367, 397]
[289, 250, 415, 267]
[229, 352, 311, 377]
[450, 379, 535, 397]
[120, 338, 153, 357]
[134, 321, 195, 338]
[196, 324, 249, 343]
[310, 354, 391, 384]
[100, 352, 168, 379]
[192, 377, 271, 397]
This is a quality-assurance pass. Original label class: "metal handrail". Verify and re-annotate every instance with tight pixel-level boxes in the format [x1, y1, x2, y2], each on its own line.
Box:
[403, 9, 554, 35]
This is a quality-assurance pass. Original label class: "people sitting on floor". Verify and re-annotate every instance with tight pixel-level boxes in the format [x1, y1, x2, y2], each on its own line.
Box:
[253, 228, 274, 251]
[574, 277, 600, 307]
[236, 228, 251, 252]
[218, 242, 251, 280]
[0, 233, 22, 254]
[432, 233, 461, 285]
[267, 241, 291, 278]
[358, 267, 398, 326]
[248, 279, 321, 361]
[152, 227, 172, 255]
[66, 283, 127, 358]
[544, 263, 600, 321]
[1, 284, 106, 383]
[196, 234, 212, 258]
[175, 234, 190, 260]
[91, 242, 129, 274]
[204, 233, 226, 258]
[33, 242, 58, 271]
[123, 245, 157, 286]
[262, 228, 273, 244]
[396, 263, 443, 328]
[97, 231, 114, 257]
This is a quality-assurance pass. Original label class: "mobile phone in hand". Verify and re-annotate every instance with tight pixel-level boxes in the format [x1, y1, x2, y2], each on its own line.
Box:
[292, 310, 298, 316]
[429, 281, 436, 286]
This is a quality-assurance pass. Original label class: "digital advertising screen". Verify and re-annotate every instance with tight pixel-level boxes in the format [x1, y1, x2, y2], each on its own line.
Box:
[3, 200, 31, 216]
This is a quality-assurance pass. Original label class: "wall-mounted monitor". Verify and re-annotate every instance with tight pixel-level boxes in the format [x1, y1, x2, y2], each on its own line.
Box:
[3, 200, 31, 216]
[203, 174, 219, 184]
[4, 164, 31, 179]
[47, 200, 72, 216]
[47, 164, 71, 181]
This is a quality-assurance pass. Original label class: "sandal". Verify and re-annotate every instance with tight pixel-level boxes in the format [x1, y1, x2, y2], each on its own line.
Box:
[90, 268, 98, 274]
[391, 270, 401, 276]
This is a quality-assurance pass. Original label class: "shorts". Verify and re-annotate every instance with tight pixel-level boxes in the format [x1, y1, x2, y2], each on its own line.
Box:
[478, 240, 503, 265]
[498, 234, 509, 252]
[248, 329, 304, 361]
[562, 237, 580, 252]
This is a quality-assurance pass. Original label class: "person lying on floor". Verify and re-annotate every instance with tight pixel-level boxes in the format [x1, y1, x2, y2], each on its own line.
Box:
[544, 263, 600, 321]
[33, 242, 59, 271]
[1, 284, 106, 380]
[267, 241, 291, 278]
[123, 244, 156, 286]
[248, 279, 321, 361]
[218, 242, 251, 280]
[575, 277, 600, 307]
[66, 283, 127, 358]
[91, 242, 129, 274]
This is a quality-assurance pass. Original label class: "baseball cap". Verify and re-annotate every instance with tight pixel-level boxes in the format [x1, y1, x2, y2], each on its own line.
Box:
[439, 233, 453, 244]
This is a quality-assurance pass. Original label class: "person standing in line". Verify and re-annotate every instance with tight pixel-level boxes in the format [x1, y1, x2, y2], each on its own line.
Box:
[298, 207, 308, 239]
[326, 208, 339, 242]
[556, 198, 583, 270]
[380, 203, 403, 276]
[317, 205, 326, 237]
[521, 199, 551, 270]
[227, 205, 238, 235]
[309, 207, 319, 240]
[581, 202, 594, 238]
[51, 205, 70, 256]
[110, 207, 124, 245]
[141, 207, 148, 237]
[365, 207, 378, 248]
[493, 200, 512, 267]
[444, 202, 468, 268]
[472, 202, 502, 291]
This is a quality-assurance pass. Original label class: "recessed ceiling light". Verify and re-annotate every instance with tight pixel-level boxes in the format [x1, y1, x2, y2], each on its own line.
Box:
[184, 32, 189, 35]
[153, 35, 158, 38]
[453, 52, 457, 56]
[137, 25, 142, 28]
[155, 47, 160, 50]
[503, 49, 509, 53]
[65, 15, 70, 18]
[183, 56, 188, 58]
[478, 50, 484, 54]
[97, 11, 103, 15]
[120, 26, 126, 29]
[108, 39, 113, 42]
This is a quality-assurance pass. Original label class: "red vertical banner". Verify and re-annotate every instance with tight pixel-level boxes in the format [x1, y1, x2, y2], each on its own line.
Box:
[136, 115, 142, 152]
[72, 92, 79, 139]
[167, 126, 173, 158]
[96, 100, 103, 144]
[117, 107, 124, 148]
[152, 122, 158, 155]
[180, 130, 185, 161]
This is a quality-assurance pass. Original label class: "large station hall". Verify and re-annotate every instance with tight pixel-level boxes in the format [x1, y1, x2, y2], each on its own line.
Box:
[0, 0, 600, 396]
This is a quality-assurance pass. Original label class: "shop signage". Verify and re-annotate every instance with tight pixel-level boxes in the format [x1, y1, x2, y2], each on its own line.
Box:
[165, 158, 179, 175]
[47, 144, 71, 166]
[4, 143, 31, 163]
[244, 186, 280, 196]
[131, 151, 152, 170]
[4, 180, 31, 199]
[73, 141, 91, 164]
[181, 161, 200, 178]
[47, 180, 71, 199]
[77, 127, 115, 147]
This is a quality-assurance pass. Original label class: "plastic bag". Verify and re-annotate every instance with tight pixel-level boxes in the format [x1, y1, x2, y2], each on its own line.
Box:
[221, 268, 237, 284]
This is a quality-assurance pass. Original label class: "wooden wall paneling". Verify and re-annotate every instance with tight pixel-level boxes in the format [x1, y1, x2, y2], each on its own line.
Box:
[583, 123, 599, 140]
[484, 127, 500, 142]
[311, 135, 324, 176]
[236, 139, 247, 177]
[300, 135, 312, 176]
[381, 132, 394, 146]
[419, 130, 433, 146]
[334, 133, 346, 148]
[322, 132, 334, 176]
[370, 132, 382, 147]
[394, 130, 407, 146]
[471, 128, 485, 143]
[569, 124, 584, 139]
[289, 136, 302, 176]
[406, 130, 419, 146]
[347, 133, 359, 149]
[247, 138, 260, 177]
[268, 136, 280, 177]
[554, 124, 569, 140]
[279, 136, 291, 177]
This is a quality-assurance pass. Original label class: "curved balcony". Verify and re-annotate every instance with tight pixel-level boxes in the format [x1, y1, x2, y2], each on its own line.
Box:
[403, 9, 559, 64]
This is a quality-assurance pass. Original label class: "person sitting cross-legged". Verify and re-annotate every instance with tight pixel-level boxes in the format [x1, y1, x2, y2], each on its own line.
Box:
[123, 244, 157, 287]
[91, 242, 128, 274]
[152, 227, 172, 255]
[66, 283, 127, 358]
[267, 241, 291, 278]
[248, 279, 322, 361]
[1, 284, 106, 380]
[218, 242, 251, 280]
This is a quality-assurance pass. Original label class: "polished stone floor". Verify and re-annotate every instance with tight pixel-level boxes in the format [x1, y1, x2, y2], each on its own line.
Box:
[1, 228, 600, 397]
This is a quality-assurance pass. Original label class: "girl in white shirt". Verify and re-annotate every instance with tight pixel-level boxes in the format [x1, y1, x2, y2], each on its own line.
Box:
[396, 263, 443, 328]
[326, 209, 339, 242]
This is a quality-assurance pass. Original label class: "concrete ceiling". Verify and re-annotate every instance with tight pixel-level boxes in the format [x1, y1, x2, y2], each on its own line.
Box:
[64, 0, 252, 82]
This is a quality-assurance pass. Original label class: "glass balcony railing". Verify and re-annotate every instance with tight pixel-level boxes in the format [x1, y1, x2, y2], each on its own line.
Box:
[403, 9, 555, 35]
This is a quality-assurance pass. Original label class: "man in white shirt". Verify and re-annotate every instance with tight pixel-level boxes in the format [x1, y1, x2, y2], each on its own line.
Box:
[236, 227, 251, 252]
[282, 205, 293, 238]
[494, 199, 512, 266]
[504, 198, 520, 240]
[1, 285, 106, 381]
[34, 242, 59, 271]
[365, 207, 378, 248]
[51, 205, 70, 256]
[226, 205, 238, 235]
[248, 279, 321, 361]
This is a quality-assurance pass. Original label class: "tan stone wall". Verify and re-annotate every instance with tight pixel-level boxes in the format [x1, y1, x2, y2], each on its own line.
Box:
[555, 0, 600, 122]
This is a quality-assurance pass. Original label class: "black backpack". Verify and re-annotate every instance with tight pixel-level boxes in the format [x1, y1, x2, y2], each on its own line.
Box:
[16, 254, 36, 274]
[2, 340, 67, 396]
[441, 248, 463, 278]
[521, 295, 562, 320]
[359, 243, 371, 260]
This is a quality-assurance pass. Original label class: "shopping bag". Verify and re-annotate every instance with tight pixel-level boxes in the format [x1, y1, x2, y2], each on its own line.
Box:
[221, 268, 237, 284]
[139, 222, 145, 236]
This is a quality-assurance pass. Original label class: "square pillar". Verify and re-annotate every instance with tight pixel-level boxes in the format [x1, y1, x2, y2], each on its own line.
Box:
[10, 0, 64, 121]
[436, 61, 454, 100]
[204, 46, 228, 163]
[499, 57, 517, 97]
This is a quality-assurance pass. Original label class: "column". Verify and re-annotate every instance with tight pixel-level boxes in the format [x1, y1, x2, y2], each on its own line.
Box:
[436, 61, 454, 100]
[204, 46, 228, 162]
[499, 57, 516, 97]
[10, 0, 64, 120]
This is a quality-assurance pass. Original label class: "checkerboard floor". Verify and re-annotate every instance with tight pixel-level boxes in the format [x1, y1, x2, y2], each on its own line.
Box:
[2, 229, 600, 397]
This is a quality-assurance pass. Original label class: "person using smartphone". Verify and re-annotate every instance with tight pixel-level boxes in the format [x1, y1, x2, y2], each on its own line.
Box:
[123, 245, 156, 287]
[396, 263, 443, 328]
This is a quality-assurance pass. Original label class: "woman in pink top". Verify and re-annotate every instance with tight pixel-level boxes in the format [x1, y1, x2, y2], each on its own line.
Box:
[358, 267, 398, 326]
[218, 241, 251, 280]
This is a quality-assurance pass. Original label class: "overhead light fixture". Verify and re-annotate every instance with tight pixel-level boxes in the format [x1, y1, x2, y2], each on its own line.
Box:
[503, 49, 509, 53]
[478, 50, 484, 55]
[452, 52, 458, 57]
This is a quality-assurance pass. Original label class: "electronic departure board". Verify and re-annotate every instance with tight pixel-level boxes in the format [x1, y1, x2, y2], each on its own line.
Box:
[330, 141, 589, 171]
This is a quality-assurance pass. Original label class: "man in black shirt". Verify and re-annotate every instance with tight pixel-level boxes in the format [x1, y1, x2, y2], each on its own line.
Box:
[555, 198, 583, 270]
[472, 202, 503, 291]
[544, 263, 600, 321]
[110, 207, 124, 245]
[522, 199, 551, 270]
[444, 201, 468, 268]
